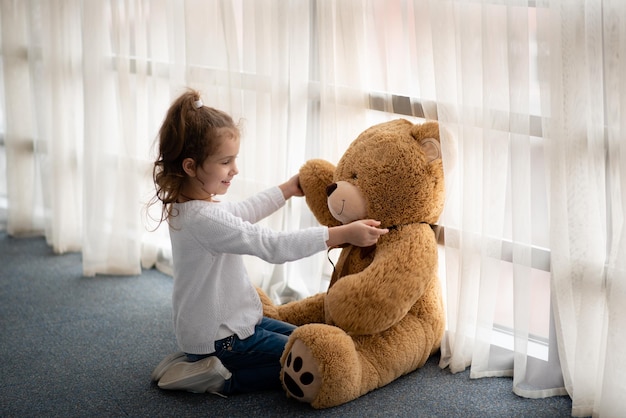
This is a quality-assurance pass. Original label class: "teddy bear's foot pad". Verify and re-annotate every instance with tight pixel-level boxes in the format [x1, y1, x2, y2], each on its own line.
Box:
[282, 339, 322, 402]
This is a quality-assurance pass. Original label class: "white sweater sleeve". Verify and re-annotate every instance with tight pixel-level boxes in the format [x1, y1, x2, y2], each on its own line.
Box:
[228, 187, 285, 224]
[184, 190, 328, 264]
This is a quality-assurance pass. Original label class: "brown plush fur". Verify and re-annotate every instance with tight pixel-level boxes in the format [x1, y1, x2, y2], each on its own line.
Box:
[260, 119, 447, 408]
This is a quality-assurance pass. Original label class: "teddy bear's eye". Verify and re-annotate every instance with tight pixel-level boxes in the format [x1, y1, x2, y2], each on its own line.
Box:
[351, 173, 358, 180]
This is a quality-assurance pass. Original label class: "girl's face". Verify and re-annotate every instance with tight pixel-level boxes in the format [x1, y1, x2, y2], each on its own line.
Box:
[182, 134, 240, 200]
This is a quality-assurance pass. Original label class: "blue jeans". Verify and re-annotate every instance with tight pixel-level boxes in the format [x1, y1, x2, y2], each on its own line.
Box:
[186, 317, 296, 395]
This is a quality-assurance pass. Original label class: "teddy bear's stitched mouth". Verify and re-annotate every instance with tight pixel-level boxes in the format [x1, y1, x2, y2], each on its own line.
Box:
[336, 200, 345, 215]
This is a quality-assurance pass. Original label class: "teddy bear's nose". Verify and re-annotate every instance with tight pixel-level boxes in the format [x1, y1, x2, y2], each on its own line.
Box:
[326, 183, 337, 197]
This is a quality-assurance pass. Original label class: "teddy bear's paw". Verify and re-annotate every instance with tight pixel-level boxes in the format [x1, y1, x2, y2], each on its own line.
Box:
[282, 339, 322, 403]
[280, 324, 363, 408]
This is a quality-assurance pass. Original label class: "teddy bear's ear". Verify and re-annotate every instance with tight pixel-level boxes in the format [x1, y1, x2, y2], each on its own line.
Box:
[420, 137, 441, 163]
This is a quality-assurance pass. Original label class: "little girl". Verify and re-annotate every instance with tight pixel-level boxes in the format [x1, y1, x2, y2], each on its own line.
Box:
[150, 89, 388, 396]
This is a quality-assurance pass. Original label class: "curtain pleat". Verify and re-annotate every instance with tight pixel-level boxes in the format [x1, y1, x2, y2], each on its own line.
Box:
[1, 0, 42, 237]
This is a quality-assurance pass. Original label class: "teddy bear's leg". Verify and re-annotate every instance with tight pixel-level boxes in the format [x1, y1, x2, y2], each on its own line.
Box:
[281, 324, 362, 408]
[350, 314, 436, 388]
[281, 315, 439, 409]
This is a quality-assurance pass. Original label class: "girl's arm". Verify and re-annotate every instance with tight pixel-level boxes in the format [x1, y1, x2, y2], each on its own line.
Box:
[229, 174, 302, 223]
[229, 188, 284, 223]
[326, 220, 388, 248]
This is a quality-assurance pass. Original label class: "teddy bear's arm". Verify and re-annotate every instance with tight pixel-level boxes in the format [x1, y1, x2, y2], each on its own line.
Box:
[325, 226, 439, 334]
[257, 287, 327, 325]
[299, 159, 342, 227]
[275, 293, 327, 326]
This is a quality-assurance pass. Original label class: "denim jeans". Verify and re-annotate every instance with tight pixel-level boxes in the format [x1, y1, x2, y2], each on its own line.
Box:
[186, 317, 296, 395]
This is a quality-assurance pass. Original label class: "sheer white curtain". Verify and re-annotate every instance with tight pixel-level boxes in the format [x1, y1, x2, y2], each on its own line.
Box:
[425, 0, 625, 416]
[537, 1, 626, 416]
[1, 0, 162, 272]
[1, 0, 83, 247]
[423, 0, 568, 401]
[0, 0, 323, 289]
[2, 1, 625, 416]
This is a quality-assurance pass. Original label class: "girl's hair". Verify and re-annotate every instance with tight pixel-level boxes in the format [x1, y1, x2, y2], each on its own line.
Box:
[150, 89, 239, 225]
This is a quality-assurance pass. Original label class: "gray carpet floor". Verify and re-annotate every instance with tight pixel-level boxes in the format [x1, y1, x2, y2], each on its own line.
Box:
[0, 232, 574, 417]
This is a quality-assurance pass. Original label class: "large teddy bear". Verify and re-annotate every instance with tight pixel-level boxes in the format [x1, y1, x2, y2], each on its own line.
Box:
[260, 118, 447, 409]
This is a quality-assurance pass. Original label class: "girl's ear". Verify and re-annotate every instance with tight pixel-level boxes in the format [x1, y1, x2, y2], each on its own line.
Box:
[182, 158, 197, 177]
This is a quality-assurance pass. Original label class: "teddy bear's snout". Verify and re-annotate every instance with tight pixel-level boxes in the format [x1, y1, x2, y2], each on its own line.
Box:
[326, 183, 338, 197]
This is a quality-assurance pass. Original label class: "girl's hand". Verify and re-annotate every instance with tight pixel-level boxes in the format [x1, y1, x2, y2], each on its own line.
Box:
[279, 174, 304, 199]
[326, 220, 388, 248]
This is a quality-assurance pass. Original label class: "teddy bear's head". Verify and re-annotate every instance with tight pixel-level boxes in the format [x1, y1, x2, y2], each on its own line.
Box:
[327, 119, 445, 227]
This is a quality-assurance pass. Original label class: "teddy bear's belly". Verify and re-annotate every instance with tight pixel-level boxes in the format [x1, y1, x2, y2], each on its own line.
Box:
[330, 245, 375, 287]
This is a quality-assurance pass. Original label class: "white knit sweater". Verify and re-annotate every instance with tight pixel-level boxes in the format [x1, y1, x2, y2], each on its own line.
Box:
[168, 187, 328, 355]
